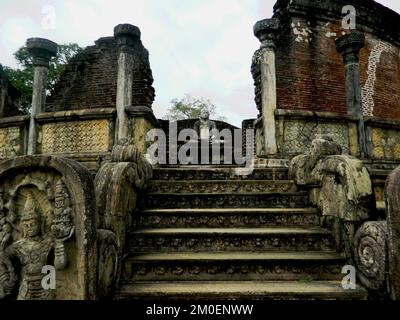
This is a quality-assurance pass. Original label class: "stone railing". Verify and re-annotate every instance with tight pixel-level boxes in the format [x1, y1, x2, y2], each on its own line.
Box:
[289, 134, 393, 297]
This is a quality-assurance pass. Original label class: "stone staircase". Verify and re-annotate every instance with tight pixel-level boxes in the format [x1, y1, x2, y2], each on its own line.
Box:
[115, 165, 367, 300]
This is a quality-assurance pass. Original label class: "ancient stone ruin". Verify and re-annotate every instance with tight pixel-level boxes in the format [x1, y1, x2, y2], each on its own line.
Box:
[1, 0, 400, 300]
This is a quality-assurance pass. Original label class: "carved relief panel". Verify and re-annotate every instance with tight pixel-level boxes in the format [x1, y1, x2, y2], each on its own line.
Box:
[0, 170, 76, 299]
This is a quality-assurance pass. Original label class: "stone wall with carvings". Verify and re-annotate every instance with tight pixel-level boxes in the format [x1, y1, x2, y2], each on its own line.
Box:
[0, 126, 23, 159]
[371, 127, 400, 160]
[282, 120, 349, 155]
[40, 119, 110, 154]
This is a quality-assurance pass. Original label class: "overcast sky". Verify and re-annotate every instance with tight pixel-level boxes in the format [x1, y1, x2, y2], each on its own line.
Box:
[0, 0, 398, 126]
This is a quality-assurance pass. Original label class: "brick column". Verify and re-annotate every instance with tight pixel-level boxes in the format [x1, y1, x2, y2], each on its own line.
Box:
[26, 38, 57, 155]
[253, 18, 280, 156]
[336, 32, 368, 158]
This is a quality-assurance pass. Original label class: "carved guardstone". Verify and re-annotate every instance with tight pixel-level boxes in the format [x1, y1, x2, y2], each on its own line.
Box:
[0, 156, 97, 300]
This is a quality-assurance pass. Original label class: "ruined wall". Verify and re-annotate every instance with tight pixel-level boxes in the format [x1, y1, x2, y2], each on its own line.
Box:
[0, 65, 21, 118]
[273, 0, 400, 120]
[46, 36, 155, 112]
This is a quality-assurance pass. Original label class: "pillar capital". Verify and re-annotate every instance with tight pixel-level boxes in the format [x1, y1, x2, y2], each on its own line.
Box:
[335, 31, 365, 65]
[26, 38, 57, 67]
[114, 24, 141, 49]
[253, 18, 280, 50]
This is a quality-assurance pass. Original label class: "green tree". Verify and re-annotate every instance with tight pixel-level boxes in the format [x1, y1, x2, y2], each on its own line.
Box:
[2, 43, 82, 114]
[164, 94, 226, 121]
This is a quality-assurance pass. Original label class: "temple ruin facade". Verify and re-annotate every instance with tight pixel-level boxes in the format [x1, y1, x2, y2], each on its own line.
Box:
[1, 0, 400, 300]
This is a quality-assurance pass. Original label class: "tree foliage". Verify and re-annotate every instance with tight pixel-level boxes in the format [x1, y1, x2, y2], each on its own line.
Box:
[164, 94, 226, 121]
[2, 43, 82, 114]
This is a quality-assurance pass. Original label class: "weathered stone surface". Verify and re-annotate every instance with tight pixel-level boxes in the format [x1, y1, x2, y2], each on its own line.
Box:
[94, 143, 152, 290]
[354, 221, 388, 291]
[290, 135, 372, 221]
[385, 166, 400, 299]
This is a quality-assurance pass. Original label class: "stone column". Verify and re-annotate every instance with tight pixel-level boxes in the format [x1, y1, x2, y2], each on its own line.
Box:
[114, 24, 158, 153]
[26, 38, 57, 155]
[336, 32, 367, 158]
[253, 19, 280, 156]
[114, 24, 140, 144]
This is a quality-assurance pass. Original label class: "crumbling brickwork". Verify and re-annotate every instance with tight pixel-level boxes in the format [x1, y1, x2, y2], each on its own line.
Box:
[272, 0, 400, 120]
[46, 35, 154, 112]
[0, 65, 21, 118]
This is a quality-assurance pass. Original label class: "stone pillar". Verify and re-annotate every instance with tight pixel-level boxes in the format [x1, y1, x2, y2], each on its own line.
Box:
[114, 24, 157, 153]
[336, 32, 367, 158]
[252, 18, 280, 156]
[114, 24, 140, 143]
[26, 38, 57, 155]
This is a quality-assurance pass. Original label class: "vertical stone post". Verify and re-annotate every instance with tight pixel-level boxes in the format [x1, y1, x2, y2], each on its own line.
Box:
[114, 24, 140, 143]
[252, 18, 280, 156]
[336, 32, 367, 158]
[114, 24, 157, 154]
[26, 38, 57, 155]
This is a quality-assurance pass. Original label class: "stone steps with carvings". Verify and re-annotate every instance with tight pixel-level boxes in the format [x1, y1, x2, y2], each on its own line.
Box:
[115, 280, 367, 300]
[134, 208, 321, 228]
[128, 227, 335, 252]
[148, 180, 297, 193]
[116, 165, 367, 300]
[121, 251, 345, 282]
[152, 167, 289, 181]
[139, 192, 309, 209]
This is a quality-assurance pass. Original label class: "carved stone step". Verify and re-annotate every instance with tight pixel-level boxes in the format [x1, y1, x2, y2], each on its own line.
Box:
[115, 280, 368, 300]
[139, 192, 309, 209]
[135, 208, 321, 228]
[121, 251, 345, 282]
[148, 180, 297, 193]
[128, 227, 334, 252]
[152, 167, 289, 181]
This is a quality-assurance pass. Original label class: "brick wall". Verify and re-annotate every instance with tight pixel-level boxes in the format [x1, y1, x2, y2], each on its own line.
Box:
[272, 0, 400, 120]
[46, 35, 155, 112]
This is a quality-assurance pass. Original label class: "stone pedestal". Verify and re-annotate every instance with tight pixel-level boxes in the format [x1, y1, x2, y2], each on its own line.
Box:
[336, 32, 367, 158]
[252, 18, 280, 156]
[26, 38, 57, 155]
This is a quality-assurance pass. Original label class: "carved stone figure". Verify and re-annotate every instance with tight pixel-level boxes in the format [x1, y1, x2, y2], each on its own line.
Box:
[194, 110, 217, 141]
[4, 194, 55, 300]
